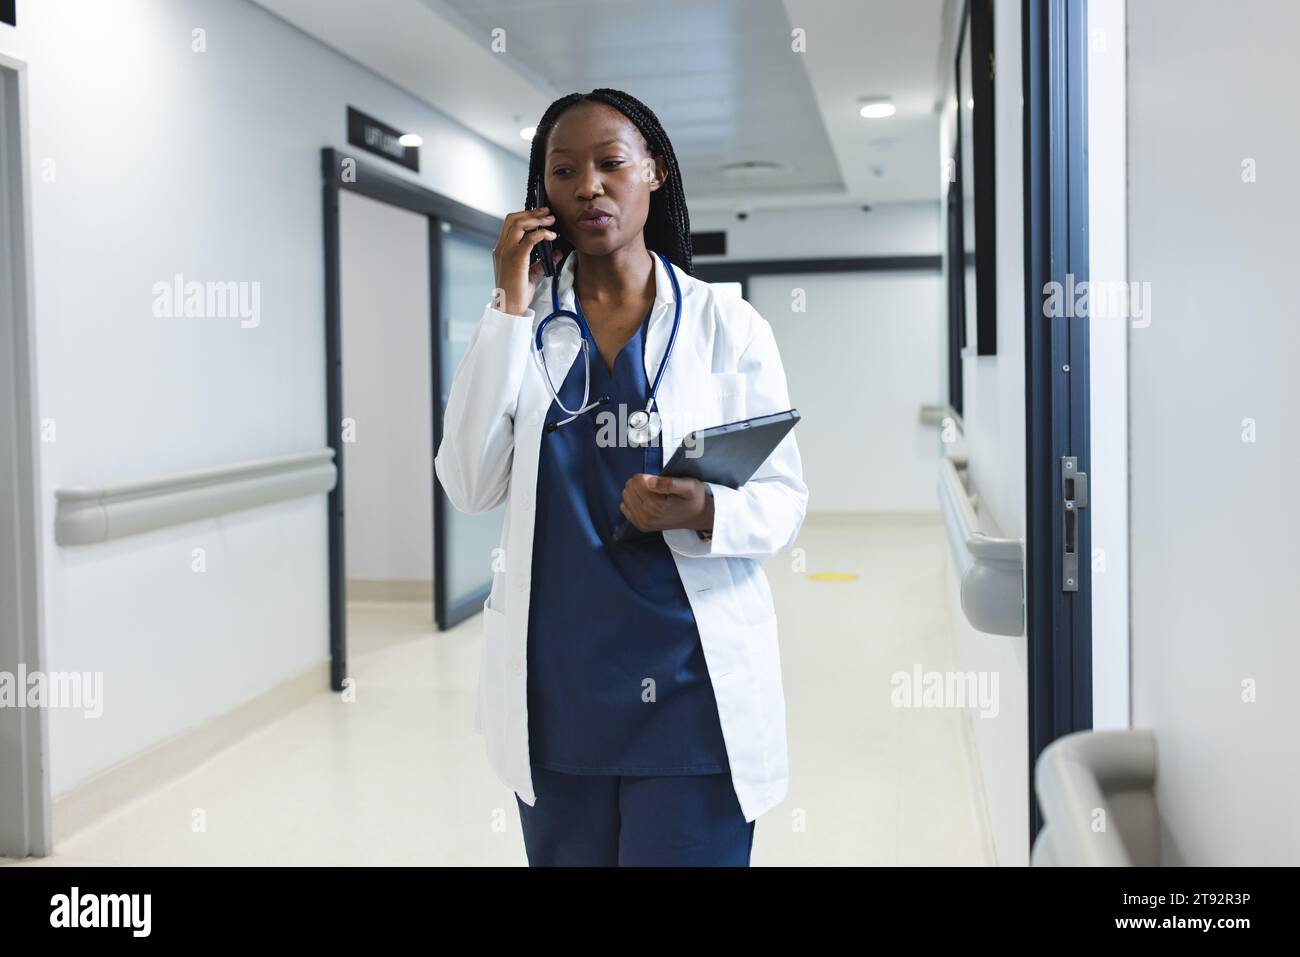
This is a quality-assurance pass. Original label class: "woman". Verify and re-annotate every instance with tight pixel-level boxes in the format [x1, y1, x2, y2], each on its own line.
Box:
[434, 89, 807, 867]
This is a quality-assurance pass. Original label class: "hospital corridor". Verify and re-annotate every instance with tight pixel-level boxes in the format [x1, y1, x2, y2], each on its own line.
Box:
[13, 517, 981, 867]
[0, 0, 1294, 929]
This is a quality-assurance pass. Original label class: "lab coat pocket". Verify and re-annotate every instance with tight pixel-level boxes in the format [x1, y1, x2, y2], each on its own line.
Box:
[724, 557, 779, 627]
[707, 372, 748, 428]
[747, 612, 788, 781]
[477, 601, 509, 738]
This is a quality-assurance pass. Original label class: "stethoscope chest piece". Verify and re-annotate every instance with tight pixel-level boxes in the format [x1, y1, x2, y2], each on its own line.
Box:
[627, 408, 662, 447]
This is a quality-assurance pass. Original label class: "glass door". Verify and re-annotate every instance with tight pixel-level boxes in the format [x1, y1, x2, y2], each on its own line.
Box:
[433, 223, 507, 629]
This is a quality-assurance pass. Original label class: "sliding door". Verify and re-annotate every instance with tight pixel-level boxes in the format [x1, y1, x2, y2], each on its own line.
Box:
[432, 225, 506, 629]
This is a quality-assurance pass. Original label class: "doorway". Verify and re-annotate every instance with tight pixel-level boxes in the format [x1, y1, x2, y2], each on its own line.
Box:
[339, 190, 435, 608]
[320, 148, 504, 691]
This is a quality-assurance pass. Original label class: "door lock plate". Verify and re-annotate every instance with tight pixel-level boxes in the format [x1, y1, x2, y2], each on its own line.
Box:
[1062, 456, 1088, 592]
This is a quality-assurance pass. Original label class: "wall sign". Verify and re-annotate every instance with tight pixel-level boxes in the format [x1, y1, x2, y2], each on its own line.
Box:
[346, 107, 419, 172]
[692, 231, 727, 256]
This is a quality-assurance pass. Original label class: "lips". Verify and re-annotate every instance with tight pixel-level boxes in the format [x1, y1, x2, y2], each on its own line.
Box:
[576, 208, 614, 227]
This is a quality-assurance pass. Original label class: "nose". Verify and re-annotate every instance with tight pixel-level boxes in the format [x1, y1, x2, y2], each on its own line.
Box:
[574, 165, 605, 201]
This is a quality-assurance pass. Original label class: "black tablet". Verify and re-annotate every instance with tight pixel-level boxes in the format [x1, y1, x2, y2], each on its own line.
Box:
[612, 409, 801, 544]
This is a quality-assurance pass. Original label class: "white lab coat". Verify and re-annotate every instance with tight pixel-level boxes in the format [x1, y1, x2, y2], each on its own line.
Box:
[433, 250, 808, 822]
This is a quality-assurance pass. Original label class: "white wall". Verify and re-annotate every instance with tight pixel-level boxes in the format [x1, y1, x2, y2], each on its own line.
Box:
[749, 271, 942, 512]
[938, 0, 1029, 866]
[693, 201, 946, 513]
[339, 190, 433, 583]
[1126, 0, 1299, 865]
[0, 0, 525, 795]
[1086, 0, 1130, 732]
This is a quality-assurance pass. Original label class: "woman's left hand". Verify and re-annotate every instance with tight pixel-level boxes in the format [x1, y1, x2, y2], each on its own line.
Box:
[620, 474, 714, 533]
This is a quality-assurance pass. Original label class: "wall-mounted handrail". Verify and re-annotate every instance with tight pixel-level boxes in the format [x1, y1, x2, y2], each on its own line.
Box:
[919, 403, 963, 432]
[55, 448, 337, 546]
[938, 454, 1024, 636]
[1031, 729, 1160, 866]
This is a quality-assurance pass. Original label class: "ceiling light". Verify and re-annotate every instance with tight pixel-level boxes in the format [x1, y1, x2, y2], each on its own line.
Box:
[859, 102, 896, 119]
[520, 126, 536, 140]
[398, 133, 423, 147]
[720, 160, 784, 176]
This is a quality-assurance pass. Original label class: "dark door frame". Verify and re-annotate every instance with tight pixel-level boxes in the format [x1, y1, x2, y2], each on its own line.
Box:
[1023, 0, 1092, 841]
[321, 147, 501, 691]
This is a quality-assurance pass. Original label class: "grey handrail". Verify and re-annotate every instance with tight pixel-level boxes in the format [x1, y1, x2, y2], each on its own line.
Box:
[919, 403, 963, 431]
[937, 454, 1024, 636]
[55, 448, 337, 546]
[1032, 729, 1160, 866]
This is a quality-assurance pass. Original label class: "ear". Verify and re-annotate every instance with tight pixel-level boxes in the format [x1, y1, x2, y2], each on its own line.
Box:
[642, 156, 668, 192]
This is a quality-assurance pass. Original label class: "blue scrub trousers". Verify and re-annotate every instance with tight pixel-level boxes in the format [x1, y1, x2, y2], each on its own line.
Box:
[516, 765, 756, 867]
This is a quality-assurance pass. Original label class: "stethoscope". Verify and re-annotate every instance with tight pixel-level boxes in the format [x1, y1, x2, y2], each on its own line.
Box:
[531, 248, 682, 446]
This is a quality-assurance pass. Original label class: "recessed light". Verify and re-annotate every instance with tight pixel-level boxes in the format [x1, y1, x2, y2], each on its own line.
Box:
[860, 103, 896, 119]
[720, 160, 784, 176]
[520, 126, 536, 140]
[398, 133, 423, 147]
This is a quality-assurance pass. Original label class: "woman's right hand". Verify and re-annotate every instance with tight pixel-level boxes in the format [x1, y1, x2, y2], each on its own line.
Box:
[492, 207, 560, 316]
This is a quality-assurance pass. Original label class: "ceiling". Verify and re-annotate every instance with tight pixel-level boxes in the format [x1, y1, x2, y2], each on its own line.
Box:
[251, 0, 947, 210]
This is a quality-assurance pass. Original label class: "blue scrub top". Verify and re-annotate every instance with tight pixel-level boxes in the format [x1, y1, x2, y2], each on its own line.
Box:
[526, 300, 731, 775]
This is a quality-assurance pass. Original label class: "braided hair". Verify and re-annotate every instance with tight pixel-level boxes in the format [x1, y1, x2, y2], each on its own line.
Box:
[524, 88, 694, 276]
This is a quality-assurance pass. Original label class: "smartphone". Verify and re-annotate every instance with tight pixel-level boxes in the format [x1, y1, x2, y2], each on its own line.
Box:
[536, 181, 556, 277]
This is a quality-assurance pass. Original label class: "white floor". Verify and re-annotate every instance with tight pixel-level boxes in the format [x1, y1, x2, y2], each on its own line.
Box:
[4, 515, 990, 866]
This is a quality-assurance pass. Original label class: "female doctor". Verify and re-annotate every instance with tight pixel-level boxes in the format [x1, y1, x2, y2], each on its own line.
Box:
[434, 89, 807, 867]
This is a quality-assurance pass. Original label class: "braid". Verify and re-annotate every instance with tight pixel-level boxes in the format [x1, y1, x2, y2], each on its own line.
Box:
[524, 88, 694, 276]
